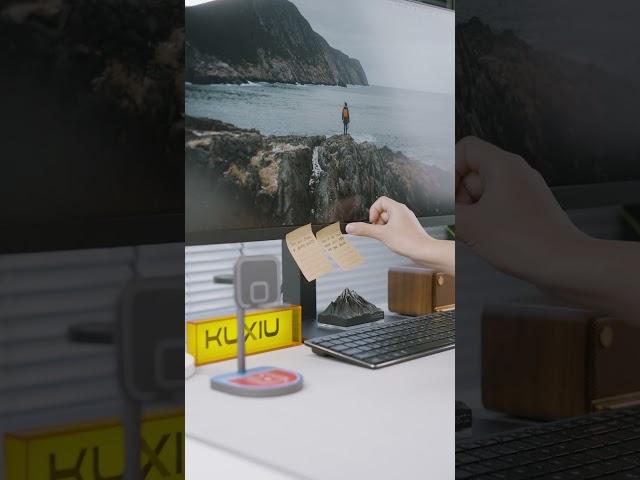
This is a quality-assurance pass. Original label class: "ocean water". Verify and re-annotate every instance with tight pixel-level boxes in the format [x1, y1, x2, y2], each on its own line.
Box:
[186, 83, 454, 171]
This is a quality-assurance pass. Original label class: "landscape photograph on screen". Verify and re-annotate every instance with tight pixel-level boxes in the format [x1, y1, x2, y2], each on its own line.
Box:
[185, 0, 454, 238]
[456, 1, 640, 186]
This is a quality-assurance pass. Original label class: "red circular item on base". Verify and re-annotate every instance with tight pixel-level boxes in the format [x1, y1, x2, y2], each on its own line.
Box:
[230, 368, 298, 387]
[211, 366, 303, 397]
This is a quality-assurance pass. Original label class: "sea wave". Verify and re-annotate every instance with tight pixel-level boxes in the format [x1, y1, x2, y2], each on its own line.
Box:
[201, 81, 267, 87]
[351, 133, 378, 144]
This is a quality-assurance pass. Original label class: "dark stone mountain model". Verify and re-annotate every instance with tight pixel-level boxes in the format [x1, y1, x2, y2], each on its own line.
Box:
[185, 116, 452, 236]
[185, 0, 368, 86]
[317, 289, 384, 328]
[456, 17, 640, 185]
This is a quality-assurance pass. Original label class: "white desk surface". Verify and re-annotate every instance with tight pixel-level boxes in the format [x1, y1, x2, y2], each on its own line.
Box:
[186, 436, 296, 480]
[186, 345, 455, 480]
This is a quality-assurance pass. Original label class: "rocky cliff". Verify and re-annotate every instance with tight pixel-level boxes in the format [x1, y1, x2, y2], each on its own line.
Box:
[185, 116, 451, 233]
[185, 0, 368, 86]
[0, 0, 184, 223]
[456, 17, 640, 185]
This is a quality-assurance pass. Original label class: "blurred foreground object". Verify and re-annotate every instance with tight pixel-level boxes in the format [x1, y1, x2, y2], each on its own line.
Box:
[482, 304, 640, 420]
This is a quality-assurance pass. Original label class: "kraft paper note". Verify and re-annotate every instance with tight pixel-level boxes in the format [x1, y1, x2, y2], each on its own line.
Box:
[285, 224, 333, 282]
[316, 222, 364, 271]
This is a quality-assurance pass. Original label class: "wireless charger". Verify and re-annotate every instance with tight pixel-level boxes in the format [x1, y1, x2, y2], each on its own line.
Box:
[211, 255, 303, 397]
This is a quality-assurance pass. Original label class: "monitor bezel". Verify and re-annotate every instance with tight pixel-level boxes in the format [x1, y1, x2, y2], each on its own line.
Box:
[552, 180, 640, 210]
[186, 214, 455, 245]
[0, 213, 184, 255]
[186, 177, 640, 246]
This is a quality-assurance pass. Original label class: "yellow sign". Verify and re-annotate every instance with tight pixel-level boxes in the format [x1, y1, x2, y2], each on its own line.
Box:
[4, 410, 183, 480]
[186, 305, 302, 366]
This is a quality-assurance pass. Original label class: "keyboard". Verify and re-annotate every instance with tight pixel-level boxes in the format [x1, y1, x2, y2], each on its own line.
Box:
[304, 310, 455, 368]
[456, 405, 640, 479]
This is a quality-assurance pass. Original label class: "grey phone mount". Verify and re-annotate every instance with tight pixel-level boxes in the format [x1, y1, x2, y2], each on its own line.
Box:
[210, 255, 303, 397]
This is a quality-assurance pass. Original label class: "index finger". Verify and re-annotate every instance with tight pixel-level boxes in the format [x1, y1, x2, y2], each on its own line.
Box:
[455, 136, 505, 180]
[368, 196, 395, 224]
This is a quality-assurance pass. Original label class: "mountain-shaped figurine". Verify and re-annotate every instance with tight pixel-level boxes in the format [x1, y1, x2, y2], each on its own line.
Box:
[317, 288, 384, 328]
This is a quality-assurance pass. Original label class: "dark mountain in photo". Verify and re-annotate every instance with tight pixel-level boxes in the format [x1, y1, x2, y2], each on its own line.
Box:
[186, 0, 368, 86]
[456, 17, 640, 185]
[185, 116, 451, 234]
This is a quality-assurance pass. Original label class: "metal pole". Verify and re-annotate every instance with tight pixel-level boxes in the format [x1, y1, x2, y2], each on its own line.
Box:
[237, 306, 246, 373]
[123, 397, 141, 480]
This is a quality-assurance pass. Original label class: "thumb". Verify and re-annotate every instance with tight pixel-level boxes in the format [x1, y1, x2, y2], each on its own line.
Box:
[345, 222, 385, 240]
[454, 203, 477, 244]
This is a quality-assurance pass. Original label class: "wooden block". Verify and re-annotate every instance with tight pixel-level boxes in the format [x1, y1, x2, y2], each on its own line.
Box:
[482, 304, 640, 420]
[482, 304, 590, 420]
[388, 265, 455, 316]
[433, 272, 455, 311]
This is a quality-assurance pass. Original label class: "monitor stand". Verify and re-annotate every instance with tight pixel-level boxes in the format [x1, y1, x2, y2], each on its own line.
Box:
[281, 241, 328, 339]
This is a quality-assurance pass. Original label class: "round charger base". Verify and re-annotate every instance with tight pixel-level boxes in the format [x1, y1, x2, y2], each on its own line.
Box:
[210, 366, 303, 397]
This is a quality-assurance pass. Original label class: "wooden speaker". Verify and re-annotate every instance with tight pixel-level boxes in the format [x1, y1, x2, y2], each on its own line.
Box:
[388, 265, 455, 316]
[482, 303, 640, 420]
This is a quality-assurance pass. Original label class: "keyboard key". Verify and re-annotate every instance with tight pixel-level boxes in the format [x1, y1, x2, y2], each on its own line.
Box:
[456, 452, 479, 464]
[456, 406, 640, 479]
[454, 469, 475, 479]
[345, 348, 366, 355]
[477, 458, 512, 471]
[306, 312, 454, 368]
[330, 345, 349, 352]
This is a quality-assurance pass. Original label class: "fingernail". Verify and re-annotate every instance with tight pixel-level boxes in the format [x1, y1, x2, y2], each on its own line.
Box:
[345, 224, 354, 234]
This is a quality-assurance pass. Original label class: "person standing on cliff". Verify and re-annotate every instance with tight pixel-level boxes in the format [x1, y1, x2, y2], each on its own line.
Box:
[342, 102, 350, 135]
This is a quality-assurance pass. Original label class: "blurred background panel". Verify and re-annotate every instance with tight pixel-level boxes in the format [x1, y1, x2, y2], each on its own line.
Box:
[0, 0, 185, 477]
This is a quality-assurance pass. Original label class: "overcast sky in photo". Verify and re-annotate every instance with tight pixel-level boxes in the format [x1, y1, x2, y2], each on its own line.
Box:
[185, 0, 454, 94]
[456, 0, 640, 80]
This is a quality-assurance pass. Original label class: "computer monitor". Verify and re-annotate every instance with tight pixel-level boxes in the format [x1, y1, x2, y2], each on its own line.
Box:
[185, 0, 455, 245]
[0, 5, 184, 254]
[456, 2, 640, 208]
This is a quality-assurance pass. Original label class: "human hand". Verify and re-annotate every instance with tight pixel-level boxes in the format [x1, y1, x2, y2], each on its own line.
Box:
[456, 136, 588, 280]
[346, 197, 454, 274]
[346, 196, 431, 257]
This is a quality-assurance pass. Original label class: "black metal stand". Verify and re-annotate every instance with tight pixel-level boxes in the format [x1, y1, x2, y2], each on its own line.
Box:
[67, 323, 141, 480]
[282, 241, 317, 321]
[122, 397, 142, 480]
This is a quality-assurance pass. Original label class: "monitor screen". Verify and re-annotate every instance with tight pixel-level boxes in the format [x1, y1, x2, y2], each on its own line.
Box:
[0, 2, 184, 253]
[456, 1, 640, 190]
[185, 0, 455, 244]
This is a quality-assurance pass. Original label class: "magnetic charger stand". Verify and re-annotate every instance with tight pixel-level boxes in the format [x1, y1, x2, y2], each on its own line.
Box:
[210, 255, 303, 397]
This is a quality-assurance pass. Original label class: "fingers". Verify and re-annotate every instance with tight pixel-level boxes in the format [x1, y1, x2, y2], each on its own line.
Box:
[456, 172, 483, 204]
[368, 196, 398, 223]
[455, 136, 505, 180]
[345, 222, 384, 240]
[371, 210, 390, 225]
[456, 184, 475, 204]
[369, 206, 381, 224]
[455, 136, 477, 178]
